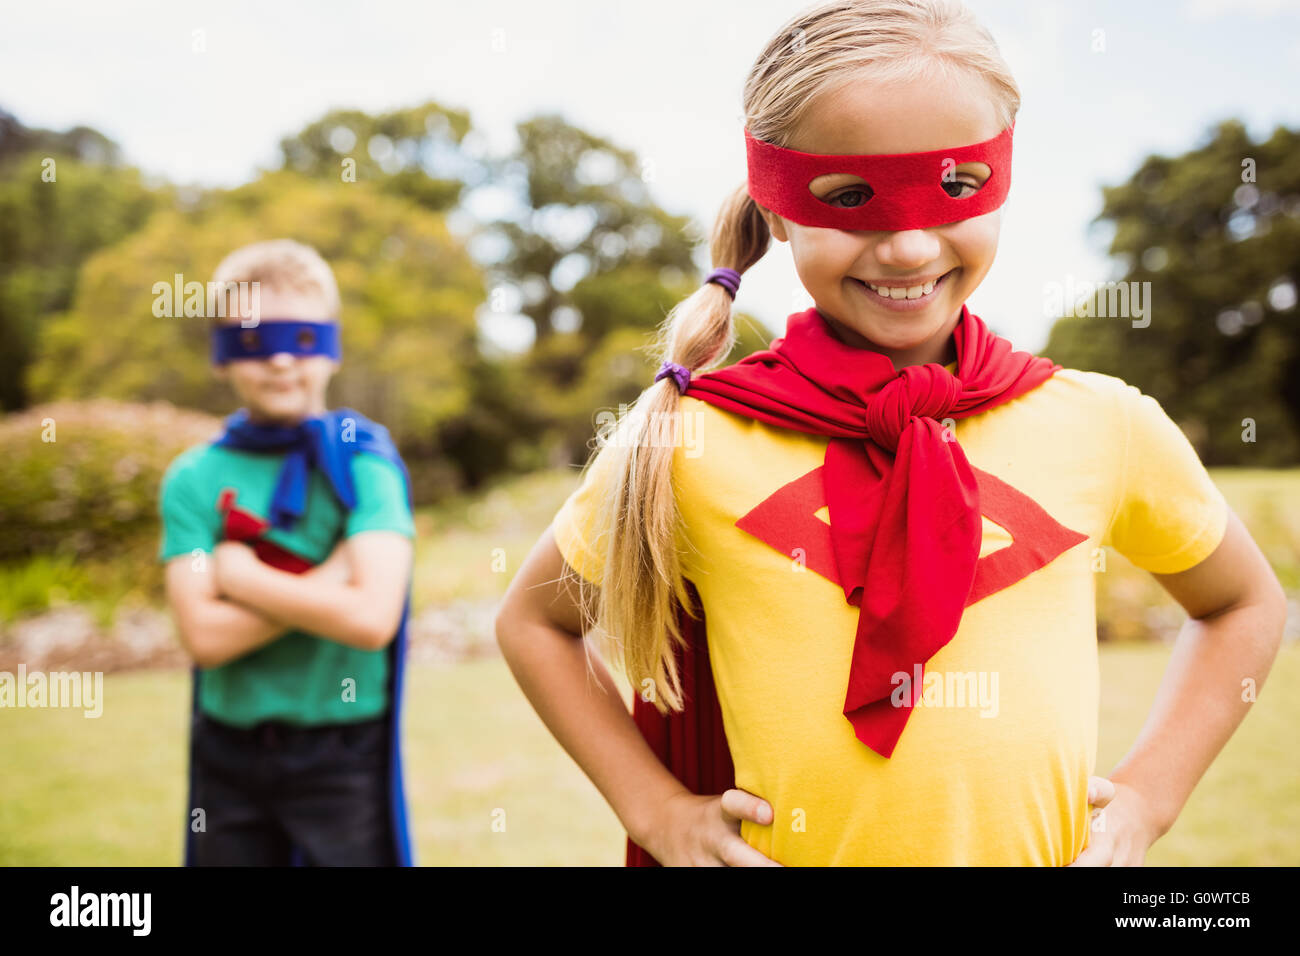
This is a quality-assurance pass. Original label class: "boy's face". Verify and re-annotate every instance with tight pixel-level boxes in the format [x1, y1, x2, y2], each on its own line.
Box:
[213, 286, 339, 425]
[758, 68, 1004, 369]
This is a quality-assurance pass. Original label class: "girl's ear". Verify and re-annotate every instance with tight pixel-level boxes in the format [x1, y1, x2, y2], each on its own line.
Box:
[757, 205, 789, 243]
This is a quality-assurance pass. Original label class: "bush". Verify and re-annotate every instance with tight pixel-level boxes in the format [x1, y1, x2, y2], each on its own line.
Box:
[0, 400, 221, 561]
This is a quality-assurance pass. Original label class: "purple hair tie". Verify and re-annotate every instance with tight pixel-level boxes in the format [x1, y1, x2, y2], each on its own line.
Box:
[704, 267, 741, 300]
[655, 360, 691, 394]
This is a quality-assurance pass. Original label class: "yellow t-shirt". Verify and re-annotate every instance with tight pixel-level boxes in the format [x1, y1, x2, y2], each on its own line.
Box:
[551, 367, 1228, 865]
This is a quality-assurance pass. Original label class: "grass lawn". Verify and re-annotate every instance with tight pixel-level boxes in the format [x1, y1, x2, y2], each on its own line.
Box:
[2, 641, 1295, 866]
[1097, 643, 1300, 865]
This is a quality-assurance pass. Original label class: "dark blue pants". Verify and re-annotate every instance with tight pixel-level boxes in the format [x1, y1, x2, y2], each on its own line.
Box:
[189, 711, 397, 866]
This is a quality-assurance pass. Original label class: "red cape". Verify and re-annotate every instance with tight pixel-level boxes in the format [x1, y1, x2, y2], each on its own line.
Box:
[625, 580, 735, 866]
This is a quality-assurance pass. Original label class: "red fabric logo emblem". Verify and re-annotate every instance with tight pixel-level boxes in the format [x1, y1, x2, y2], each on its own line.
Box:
[735, 465, 1088, 604]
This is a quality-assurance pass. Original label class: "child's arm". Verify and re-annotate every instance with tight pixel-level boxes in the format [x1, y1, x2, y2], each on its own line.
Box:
[495, 526, 780, 866]
[212, 530, 413, 652]
[164, 541, 352, 668]
[1072, 507, 1286, 866]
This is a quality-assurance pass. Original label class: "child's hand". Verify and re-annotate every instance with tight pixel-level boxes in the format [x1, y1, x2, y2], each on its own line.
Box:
[641, 788, 783, 866]
[1066, 775, 1160, 867]
[213, 541, 258, 597]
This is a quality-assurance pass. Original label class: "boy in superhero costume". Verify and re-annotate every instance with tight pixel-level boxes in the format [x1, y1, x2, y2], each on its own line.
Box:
[158, 240, 416, 866]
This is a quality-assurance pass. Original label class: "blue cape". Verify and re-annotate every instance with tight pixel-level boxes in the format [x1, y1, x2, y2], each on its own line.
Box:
[182, 407, 415, 866]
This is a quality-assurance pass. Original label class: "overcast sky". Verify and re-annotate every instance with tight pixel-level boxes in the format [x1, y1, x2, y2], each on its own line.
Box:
[3, 0, 1299, 351]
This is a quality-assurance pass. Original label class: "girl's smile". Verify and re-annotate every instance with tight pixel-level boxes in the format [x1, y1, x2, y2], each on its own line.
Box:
[848, 267, 958, 311]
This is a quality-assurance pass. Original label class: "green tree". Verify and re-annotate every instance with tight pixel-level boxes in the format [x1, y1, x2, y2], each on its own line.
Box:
[0, 110, 160, 411]
[1045, 120, 1300, 465]
[278, 102, 484, 213]
[488, 114, 698, 344]
[474, 113, 772, 465]
[28, 172, 483, 492]
[0, 108, 122, 165]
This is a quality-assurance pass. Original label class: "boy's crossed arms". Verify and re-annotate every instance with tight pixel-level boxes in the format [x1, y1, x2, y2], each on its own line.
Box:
[165, 531, 413, 669]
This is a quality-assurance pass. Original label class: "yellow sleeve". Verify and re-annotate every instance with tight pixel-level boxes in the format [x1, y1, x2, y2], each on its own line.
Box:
[552, 438, 621, 586]
[1102, 381, 1229, 574]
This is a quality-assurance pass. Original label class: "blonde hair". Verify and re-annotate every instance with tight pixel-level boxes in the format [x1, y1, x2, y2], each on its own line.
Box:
[211, 238, 342, 318]
[569, 0, 1021, 714]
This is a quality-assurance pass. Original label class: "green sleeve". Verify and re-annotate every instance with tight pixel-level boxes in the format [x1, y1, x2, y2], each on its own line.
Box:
[345, 452, 415, 539]
[158, 452, 219, 563]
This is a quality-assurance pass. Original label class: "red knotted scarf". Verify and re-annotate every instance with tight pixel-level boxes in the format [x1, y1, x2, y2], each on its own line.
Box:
[625, 302, 1060, 866]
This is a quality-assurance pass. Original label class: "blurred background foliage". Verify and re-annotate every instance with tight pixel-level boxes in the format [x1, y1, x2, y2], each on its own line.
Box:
[1044, 120, 1300, 465]
[277, 102, 481, 214]
[0, 103, 772, 506]
[0, 400, 221, 562]
[0, 134, 162, 413]
[27, 170, 483, 487]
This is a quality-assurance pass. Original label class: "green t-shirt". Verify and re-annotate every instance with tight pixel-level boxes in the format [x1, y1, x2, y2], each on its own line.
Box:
[158, 442, 415, 728]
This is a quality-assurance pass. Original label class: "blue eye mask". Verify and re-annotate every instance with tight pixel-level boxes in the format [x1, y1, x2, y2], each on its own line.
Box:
[211, 320, 342, 364]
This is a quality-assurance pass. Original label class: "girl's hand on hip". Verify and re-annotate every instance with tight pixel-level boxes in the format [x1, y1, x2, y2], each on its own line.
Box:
[1067, 775, 1160, 867]
[645, 788, 783, 866]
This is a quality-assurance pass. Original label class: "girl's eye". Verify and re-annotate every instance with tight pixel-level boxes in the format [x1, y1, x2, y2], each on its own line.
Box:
[941, 178, 983, 199]
[826, 186, 874, 208]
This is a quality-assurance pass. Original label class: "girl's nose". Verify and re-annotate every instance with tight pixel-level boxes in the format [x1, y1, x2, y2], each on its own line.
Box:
[266, 352, 296, 368]
[874, 228, 942, 268]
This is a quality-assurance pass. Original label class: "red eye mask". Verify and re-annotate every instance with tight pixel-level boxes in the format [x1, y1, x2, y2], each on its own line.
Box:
[745, 123, 1014, 231]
